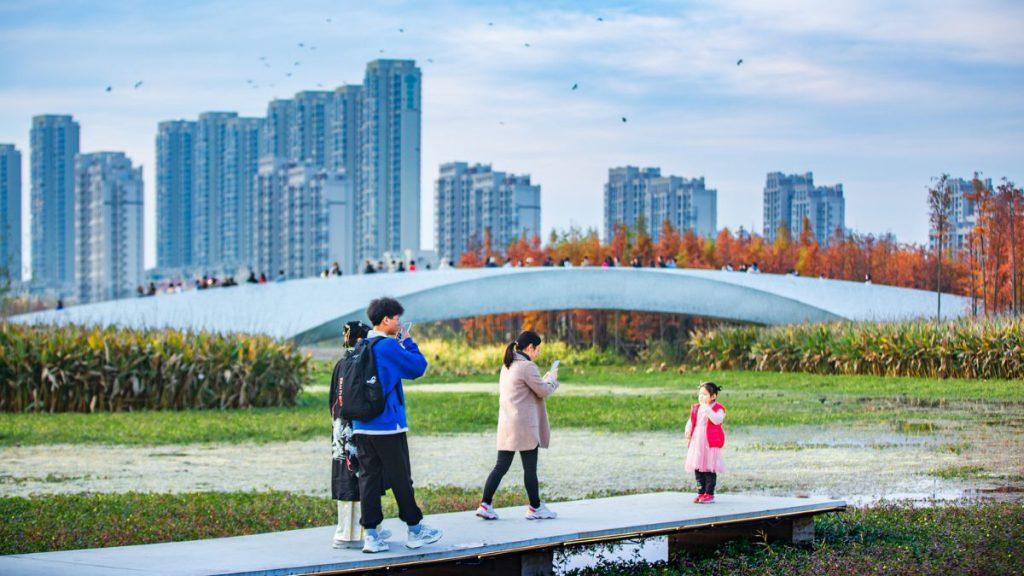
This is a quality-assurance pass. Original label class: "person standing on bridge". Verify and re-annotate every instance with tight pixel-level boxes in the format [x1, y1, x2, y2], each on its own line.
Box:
[476, 330, 560, 521]
[351, 297, 443, 553]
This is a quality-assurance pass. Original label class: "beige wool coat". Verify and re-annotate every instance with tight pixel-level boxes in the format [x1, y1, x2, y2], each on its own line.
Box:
[496, 353, 559, 452]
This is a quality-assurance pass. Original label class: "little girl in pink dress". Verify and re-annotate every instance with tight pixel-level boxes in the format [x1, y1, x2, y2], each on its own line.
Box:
[684, 381, 726, 503]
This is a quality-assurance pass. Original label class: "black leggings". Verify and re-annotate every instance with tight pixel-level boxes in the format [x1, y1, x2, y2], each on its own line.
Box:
[482, 448, 540, 508]
[695, 470, 718, 495]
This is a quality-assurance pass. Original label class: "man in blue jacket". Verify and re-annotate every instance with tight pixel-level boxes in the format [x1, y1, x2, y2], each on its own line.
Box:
[353, 297, 443, 553]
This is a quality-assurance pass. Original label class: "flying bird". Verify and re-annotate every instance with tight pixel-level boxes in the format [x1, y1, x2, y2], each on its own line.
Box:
[427, 58, 434, 63]
[488, 21, 494, 26]
[499, 121, 505, 126]
[133, 81, 143, 89]
[294, 61, 301, 66]
[298, 42, 305, 47]
[259, 56, 266, 60]
[621, 117, 627, 123]
[571, 83, 578, 90]
[736, 58, 743, 66]
[399, 27, 404, 33]
[286, 72, 292, 77]
[105, 85, 112, 92]
[524, 42, 531, 47]
[326, 17, 332, 23]
[379, 49, 385, 53]
[597, 17, 604, 22]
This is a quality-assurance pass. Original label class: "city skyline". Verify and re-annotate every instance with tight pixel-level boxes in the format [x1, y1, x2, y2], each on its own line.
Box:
[1, 1, 1022, 274]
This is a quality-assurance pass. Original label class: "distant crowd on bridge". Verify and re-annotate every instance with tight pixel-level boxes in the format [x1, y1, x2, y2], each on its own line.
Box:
[128, 251, 874, 305]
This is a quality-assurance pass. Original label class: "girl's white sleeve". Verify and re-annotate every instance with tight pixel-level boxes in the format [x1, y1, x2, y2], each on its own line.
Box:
[684, 418, 693, 437]
[707, 407, 725, 425]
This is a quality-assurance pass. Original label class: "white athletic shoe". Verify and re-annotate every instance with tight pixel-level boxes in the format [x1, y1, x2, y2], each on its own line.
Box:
[476, 502, 499, 520]
[525, 503, 557, 520]
[361, 532, 389, 553]
[405, 523, 443, 549]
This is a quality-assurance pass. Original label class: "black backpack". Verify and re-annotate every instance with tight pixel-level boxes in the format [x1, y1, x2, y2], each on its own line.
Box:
[337, 336, 386, 421]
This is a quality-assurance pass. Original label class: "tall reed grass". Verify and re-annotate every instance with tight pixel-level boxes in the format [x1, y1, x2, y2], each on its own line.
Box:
[688, 318, 1024, 379]
[0, 324, 309, 413]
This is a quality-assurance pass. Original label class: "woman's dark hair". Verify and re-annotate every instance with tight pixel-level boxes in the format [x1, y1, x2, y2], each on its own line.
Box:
[700, 381, 722, 396]
[343, 321, 370, 348]
[504, 330, 543, 368]
[367, 297, 404, 326]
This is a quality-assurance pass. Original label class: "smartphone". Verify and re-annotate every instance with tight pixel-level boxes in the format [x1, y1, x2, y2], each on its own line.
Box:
[550, 359, 560, 373]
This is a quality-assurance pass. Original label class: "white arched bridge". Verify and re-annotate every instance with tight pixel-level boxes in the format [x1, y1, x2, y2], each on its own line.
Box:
[13, 268, 969, 344]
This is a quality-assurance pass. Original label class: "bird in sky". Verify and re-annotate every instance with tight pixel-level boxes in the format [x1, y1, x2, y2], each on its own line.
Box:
[427, 58, 434, 63]
[105, 85, 112, 92]
[499, 121, 505, 126]
[379, 49, 385, 53]
[133, 81, 143, 89]
[286, 72, 292, 77]
[736, 58, 744, 66]
[621, 117, 628, 123]
[488, 21, 494, 26]
[571, 83, 578, 90]
[326, 17, 332, 23]
[524, 42, 531, 47]
[294, 61, 301, 66]
[399, 27, 405, 33]
[597, 16, 604, 22]
[298, 42, 305, 47]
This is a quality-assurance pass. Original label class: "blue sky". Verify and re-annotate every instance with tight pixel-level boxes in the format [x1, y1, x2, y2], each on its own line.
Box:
[1, 0, 1022, 271]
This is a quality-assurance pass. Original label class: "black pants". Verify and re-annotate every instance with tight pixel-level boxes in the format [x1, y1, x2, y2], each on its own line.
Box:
[695, 470, 718, 495]
[353, 433, 423, 529]
[482, 448, 540, 508]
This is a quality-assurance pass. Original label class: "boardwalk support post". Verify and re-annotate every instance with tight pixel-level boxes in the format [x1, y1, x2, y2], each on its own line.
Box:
[668, 514, 816, 561]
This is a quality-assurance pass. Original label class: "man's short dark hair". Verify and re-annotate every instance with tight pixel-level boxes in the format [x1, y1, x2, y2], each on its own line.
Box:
[367, 297, 405, 326]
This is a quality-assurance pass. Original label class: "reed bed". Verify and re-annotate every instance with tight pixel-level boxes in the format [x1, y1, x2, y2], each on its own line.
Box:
[688, 318, 1024, 379]
[0, 323, 310, 413]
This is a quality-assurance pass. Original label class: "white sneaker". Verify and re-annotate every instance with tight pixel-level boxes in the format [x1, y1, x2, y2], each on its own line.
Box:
[476, 502, 499, 520]
[525, 503, 557, 520]
[405, 523, 443, 549]
[361, 532, 389, 553]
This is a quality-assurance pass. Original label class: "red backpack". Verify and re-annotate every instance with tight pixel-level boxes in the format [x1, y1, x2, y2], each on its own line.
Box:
[689, 402, 726, 448]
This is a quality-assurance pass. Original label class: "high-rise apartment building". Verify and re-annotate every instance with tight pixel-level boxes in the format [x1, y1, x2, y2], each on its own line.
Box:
[0, 144, 22, 283]
[30, 114, 80, 290]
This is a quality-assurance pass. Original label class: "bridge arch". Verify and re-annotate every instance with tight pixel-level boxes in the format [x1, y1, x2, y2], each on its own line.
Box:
[12, 268, 967, 344]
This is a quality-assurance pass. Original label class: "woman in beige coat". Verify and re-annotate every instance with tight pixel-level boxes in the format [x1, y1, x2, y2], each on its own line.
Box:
[475, 330, 559, 521]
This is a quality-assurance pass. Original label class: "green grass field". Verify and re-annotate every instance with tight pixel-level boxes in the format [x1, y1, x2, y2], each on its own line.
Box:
[2, 366, 1020, 446]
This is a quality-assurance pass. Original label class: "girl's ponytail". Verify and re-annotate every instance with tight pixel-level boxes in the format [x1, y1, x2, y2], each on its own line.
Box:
[503, 330, 543, 368]
[503, 341, 518, 369]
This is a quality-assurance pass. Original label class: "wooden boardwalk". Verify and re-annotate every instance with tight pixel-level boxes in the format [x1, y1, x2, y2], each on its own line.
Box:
[0, 492, 846, 575]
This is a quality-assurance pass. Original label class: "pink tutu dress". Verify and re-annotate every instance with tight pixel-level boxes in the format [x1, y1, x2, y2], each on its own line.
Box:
[684, 404, 726, 473]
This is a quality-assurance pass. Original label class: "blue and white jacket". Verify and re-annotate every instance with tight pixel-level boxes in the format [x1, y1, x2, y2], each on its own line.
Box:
[352, 332, 428, 434]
